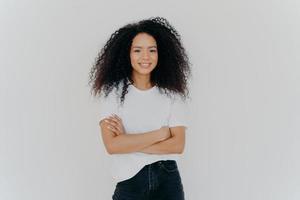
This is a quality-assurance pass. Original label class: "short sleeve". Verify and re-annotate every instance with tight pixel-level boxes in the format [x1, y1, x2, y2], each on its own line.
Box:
[98, 92, 119, 123]
[168, 96, 189, 129]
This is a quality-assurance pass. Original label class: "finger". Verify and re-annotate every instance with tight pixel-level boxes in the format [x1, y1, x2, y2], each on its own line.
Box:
[112, 114, 122, 122]
[114, 125, 122, 133]
[109, 116, 122, 126]
[113, 126, 121, 135]
[107, 116, 124, 134]
[113, 122, 124, 134]
[105, 118, 118, 127]
[109, 115, 120, 122]
[107, 121, 121, 132]
[110, 123, 123, 135]
[105, 117, 121, 126]
[107, 125, 119, 134]
[110, 114, 122, 123]
[99, 119, 110, 126]
[106, 121, 121, 133]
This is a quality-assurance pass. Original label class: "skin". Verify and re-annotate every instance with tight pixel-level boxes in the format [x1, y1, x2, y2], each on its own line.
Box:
[104, 114, 125, 136]
[100, 32, 185, 154]
[130, 32, 158, 90]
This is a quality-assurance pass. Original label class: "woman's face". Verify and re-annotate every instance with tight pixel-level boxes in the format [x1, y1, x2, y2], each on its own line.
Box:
[130, 33, 158, 77]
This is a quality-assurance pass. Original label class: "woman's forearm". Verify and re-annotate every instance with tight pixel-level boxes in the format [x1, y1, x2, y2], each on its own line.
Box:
[139, 136, 183, 154]
[139, 126, 186, 154]
[109, 129, 168, 154]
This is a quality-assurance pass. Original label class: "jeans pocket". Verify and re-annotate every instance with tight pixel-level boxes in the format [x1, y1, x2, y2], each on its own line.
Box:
[159, 160, 178, 173]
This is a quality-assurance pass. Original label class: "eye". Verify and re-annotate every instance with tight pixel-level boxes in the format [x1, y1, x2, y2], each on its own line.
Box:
[150, 49, 157, 52]
[133, 49, 140, 52]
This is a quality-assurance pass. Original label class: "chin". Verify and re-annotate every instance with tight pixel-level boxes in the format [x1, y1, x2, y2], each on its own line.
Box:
[134, 67, 155, 75]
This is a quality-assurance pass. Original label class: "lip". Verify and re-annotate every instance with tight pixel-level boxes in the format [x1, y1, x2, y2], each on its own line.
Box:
[139, 63, 152, 68]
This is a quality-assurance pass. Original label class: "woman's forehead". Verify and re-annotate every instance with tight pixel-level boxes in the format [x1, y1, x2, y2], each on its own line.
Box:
[132, 33, 157, 45]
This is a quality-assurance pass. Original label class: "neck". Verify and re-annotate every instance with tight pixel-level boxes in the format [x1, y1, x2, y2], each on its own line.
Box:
[131, 73, 153, 90]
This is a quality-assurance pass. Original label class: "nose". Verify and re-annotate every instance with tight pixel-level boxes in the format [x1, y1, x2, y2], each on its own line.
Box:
[141, 50, 150, 59]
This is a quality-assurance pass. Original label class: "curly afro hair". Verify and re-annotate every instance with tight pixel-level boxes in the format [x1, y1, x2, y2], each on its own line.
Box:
[89, 16, 191, 104]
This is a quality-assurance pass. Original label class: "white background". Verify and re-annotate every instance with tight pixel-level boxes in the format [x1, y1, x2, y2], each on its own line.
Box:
[1, 0, 300, 199]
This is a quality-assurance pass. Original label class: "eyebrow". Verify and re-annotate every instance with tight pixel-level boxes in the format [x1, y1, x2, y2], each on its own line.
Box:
[132, 46, 157, 48]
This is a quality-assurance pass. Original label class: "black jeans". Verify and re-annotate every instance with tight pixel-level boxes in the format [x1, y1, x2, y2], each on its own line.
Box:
[112, 160, 185, 200]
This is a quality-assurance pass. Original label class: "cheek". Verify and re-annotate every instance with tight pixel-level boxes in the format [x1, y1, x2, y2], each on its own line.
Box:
[130, 54, 139, 64]
[151, 54, 158, 63]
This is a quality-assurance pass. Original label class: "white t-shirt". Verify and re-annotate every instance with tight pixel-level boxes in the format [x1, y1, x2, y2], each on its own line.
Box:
[98, 82, 189, 184]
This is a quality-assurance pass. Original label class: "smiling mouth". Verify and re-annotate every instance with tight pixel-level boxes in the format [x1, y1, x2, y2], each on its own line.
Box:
[139, 63, 151, 68]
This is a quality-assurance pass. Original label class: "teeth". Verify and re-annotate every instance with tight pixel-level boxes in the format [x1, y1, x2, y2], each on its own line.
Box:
[140, 63, 151, 67]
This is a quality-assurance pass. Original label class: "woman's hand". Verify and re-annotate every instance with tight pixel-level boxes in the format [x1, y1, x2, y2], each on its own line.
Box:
[103, 114, 126, 136]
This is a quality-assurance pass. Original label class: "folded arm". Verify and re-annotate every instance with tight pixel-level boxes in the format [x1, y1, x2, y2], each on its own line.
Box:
[138, 126, 186, 154]
[99, 115, 171, 154]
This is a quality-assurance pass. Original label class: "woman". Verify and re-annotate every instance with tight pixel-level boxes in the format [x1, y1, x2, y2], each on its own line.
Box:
[89, 17, 191, 200]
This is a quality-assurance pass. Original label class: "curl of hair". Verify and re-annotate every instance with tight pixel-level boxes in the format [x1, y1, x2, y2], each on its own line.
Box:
[89, 16, 191, 104]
